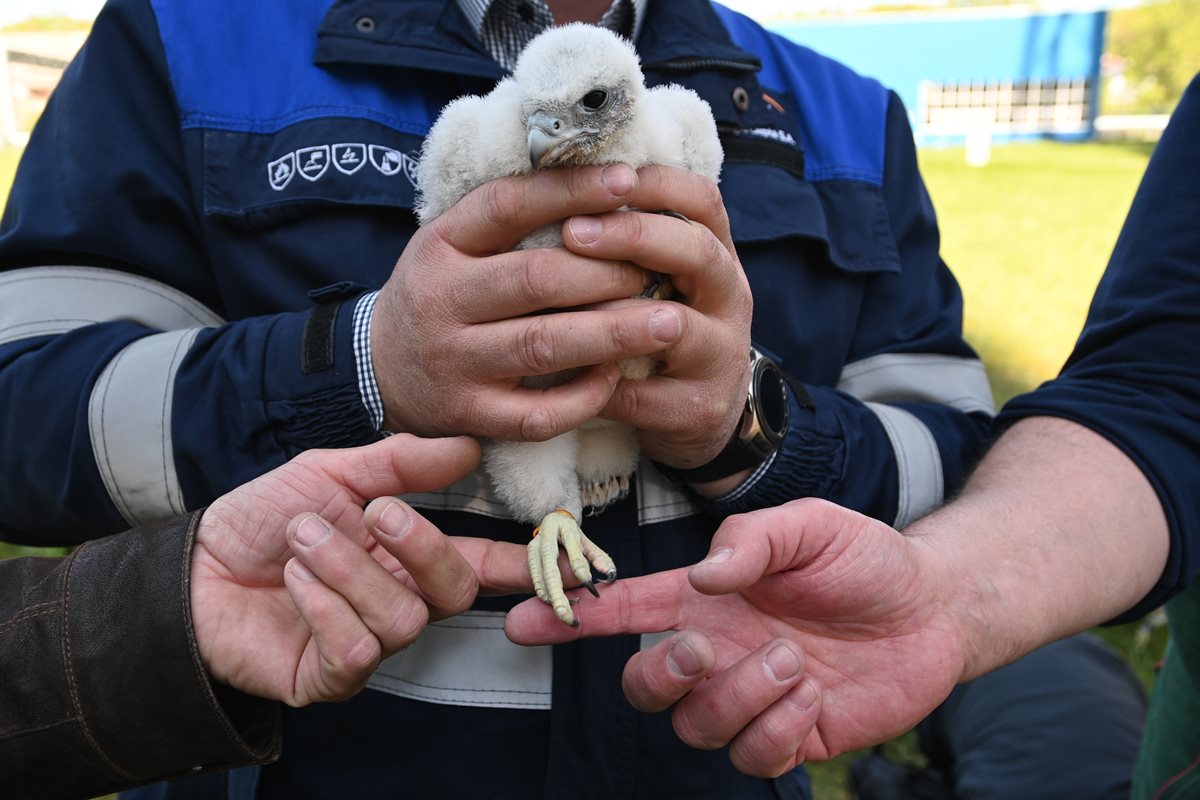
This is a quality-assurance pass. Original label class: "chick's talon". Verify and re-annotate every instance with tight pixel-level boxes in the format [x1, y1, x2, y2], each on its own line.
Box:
[527, 509, 616, 626]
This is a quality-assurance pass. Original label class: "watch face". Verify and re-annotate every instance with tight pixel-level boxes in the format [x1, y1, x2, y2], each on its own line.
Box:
[754, 360, 788, 443]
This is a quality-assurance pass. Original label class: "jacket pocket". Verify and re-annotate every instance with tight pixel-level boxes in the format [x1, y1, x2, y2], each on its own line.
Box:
[201, 119, 424, 229]
[721, 155, 901, 276]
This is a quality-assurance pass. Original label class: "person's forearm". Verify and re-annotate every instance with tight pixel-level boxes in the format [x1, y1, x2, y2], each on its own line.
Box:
[0, 515, 278, 796]
[905, 416, 1169, 682]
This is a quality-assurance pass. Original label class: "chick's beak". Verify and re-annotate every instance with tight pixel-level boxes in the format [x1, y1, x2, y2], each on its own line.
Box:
[527, 110, 565, 168]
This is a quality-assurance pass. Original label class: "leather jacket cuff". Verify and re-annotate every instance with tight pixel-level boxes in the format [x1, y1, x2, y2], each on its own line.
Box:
[5, 511, 282, 796]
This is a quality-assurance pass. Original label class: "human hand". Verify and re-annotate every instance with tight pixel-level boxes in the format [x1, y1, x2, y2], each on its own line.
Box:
[371, 164, 688, 442]
[562, 165, 754, 475]
[505, 498, 967, 776]
[190, 434, 532, 706]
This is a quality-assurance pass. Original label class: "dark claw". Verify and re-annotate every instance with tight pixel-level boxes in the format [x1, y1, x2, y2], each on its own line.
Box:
[583, 579, 600, 598]
[599, 570, 618, 584]
[568, 617, 580, 628]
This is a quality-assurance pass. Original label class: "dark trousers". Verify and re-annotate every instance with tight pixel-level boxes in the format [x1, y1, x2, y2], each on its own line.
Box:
[848, 633, 1148, 800]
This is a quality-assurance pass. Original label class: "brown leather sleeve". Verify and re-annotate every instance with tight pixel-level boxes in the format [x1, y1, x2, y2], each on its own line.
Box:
[0, 511, 280, 798]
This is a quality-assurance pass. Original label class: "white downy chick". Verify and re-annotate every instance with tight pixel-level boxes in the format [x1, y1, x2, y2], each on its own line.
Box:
[414, 24, 723, 625]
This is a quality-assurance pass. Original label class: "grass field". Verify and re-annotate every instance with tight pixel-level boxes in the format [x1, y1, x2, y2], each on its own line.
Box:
[0, 140, 1170, 798]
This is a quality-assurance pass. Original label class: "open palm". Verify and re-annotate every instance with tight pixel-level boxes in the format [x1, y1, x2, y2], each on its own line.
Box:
[506, 498, 967, 773]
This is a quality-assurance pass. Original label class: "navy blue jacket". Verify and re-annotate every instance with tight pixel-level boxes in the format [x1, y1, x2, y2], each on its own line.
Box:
[1000, 74, 1200, 622]
[0, 0, 993, 797]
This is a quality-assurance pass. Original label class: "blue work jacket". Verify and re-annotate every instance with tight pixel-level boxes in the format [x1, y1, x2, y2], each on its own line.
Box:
[0, 0, 994, 797]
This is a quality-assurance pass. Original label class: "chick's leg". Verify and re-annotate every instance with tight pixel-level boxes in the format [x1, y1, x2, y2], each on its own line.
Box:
[529, 509, 617, 626]
[483, 435, 616, 625]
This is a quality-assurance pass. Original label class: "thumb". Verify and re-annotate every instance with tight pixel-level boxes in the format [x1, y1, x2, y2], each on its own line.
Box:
[688, 498, 859, 595]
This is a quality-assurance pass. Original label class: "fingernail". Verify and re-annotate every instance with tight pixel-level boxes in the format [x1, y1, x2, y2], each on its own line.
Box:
[602, 164, 635, 197]
[700, 547, 734, 567]
[667, 638, 705, 678]
[375, 502, 412, 540]
[569, 215, 602, 244]
[649, 308, 680, 342]
[789, 679, 819, 711]
[289, 558, 316, 583]
[765, 645, 800, 682]
[295, 515, 331, 547]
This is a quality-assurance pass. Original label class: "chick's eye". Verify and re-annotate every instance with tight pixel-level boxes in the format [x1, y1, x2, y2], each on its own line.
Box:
[581, 90, 608, 110]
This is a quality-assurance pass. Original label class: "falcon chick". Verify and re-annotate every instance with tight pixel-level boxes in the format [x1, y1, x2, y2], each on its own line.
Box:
[414, 24, 722, 625]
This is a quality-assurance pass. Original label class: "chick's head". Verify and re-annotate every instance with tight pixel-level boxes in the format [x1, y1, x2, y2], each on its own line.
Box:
[513, 23, 644, 168]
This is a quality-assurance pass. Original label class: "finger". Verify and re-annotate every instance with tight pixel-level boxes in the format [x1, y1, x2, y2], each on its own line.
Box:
[363, 498, 478, 619]
[562, 211, 747, 312]
[729, 678, 822, 778]
[687, 499, 874, 596]
[504, 569, 689, 644]
[296, 434, 481, 500]
[473, 303, 682, 379]
[282, 556, 382, 702]
[602, 326, 738, 424]
[450, 536, 569, 596]
[671, 639, 806, 751]
[440, 164, 639, 254]
[621, 631, 716, 712]
[467, 362, 622, 442]
[288, 513, 430, 655]
[626, 165, 733, 250]
[455, 248, 650, 324]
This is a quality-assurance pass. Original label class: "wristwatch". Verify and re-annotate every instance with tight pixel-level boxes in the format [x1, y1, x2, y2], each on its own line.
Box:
[671, 347, 790, 484]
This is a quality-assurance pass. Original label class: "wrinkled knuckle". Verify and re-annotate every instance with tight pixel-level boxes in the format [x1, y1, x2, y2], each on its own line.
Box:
[520, 403, 563, 442]
[702, 185, 730, 229]
[608, 314, 640, 357]
[333, 635, 382, 682]
[699, 231, 727, 268]
[517, 248, 554, 306]
[517, 318, 558, 374]
[673, 706, 724, 750]
[752, 716, 797, 768]
[443, 577, 479, 617]
[389, 603, 430, 649]
[615, 382, 640, 420]
[480, 180, 521, 230]
[565, 165, 596, 200]
[730, 742, 785, 779]
[623, 211, 650, 252]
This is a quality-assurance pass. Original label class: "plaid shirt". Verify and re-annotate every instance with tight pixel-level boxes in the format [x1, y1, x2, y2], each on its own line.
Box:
[458, 0, 644, 69]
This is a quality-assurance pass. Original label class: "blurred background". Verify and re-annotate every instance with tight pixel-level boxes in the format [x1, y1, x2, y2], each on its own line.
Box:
[1, 0, 1195, 796]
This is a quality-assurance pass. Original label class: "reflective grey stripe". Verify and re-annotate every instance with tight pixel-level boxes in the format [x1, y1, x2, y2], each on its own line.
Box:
[0, 267, 224, 525]
[637, 461, 701, 524]
[88, 329, 203, 526]
[864, 402, 944, 528]
[404, 457, 703, 526]
[837, 353, 995, 416]
[368, 612, 675, 709]
[403, 471, 512, 520]
[0, 265, 224, 347]
[368, 611, 553, 709]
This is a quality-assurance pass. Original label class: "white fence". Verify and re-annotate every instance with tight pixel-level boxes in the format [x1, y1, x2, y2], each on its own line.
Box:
[0, 38, 71, 148]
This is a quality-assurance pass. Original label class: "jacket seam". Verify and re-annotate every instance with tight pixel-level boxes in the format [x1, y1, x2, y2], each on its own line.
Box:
[61, 544, 140, 782]
[180, 511, 274, 760]
[0, 717, 80, 742]
[0, 601, 60, 635]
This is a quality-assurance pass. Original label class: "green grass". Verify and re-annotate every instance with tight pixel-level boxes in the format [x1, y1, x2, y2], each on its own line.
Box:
[0, 141, 1167, 798]
[920, 140, 1154, 405]
[0, 148, 20, 199]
